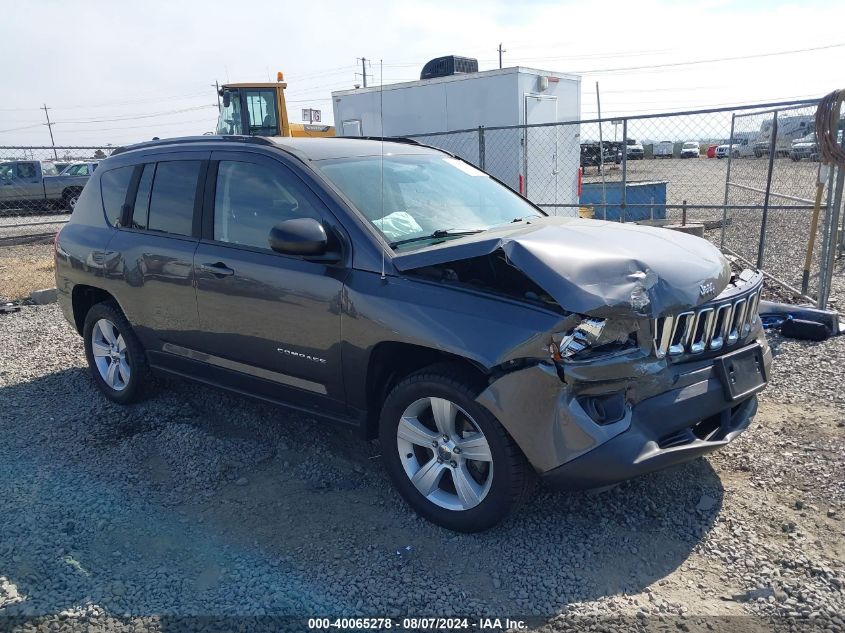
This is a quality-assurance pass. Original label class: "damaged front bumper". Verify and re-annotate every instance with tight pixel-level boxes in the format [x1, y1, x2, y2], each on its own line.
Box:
[540, 352, 764, 489]
[476, 328, 771, 490]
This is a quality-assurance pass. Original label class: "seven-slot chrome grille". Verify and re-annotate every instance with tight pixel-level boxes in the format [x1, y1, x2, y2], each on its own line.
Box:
[653, 282, 764, 358]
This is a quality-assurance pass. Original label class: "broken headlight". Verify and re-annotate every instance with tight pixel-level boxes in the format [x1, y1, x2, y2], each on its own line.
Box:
[550, 317, 640, 361]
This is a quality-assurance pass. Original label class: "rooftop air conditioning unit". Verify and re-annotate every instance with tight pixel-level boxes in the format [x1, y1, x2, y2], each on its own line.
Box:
[420, 56, 479, 80]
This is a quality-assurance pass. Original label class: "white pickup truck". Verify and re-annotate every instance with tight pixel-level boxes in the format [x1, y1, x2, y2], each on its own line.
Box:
[0, 160, 97, 211]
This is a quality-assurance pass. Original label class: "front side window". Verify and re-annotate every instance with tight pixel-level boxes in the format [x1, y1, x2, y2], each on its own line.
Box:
[147, 161, 201, 237]
[100, 165, 135, 226]
[213, 160, 322, 249]
[318, 154, 544, 247]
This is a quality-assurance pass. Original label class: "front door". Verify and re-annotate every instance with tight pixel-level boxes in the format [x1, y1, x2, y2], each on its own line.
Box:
[1, 162, 43, 204]
[192, 151, 348, 413]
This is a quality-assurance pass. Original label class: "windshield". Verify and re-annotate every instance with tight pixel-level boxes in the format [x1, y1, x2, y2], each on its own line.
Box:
[216, 89, 245, 135]
[683, 142, 698, 149]
[626, 139, 638, 145]
[317, 154, 545, 248]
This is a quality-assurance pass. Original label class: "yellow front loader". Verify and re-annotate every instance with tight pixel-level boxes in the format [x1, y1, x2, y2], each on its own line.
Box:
[215, 74, 334, 138]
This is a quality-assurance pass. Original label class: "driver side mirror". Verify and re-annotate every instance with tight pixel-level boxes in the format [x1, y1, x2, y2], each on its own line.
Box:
[268, 218, 340, 262]
[222, 92, 231, 108]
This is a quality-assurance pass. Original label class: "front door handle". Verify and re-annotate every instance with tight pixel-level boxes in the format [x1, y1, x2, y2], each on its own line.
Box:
[200, 262, 235, 277]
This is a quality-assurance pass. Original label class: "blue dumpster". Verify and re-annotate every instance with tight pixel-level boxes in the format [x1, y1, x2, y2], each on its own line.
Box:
[579, 180, 667, 221]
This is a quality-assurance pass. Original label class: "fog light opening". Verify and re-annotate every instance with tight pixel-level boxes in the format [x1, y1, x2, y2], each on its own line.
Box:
[579, 393, 626, 425]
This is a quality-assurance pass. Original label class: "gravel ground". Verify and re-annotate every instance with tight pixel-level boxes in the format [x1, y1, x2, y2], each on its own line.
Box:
[0, 305, 843, 632]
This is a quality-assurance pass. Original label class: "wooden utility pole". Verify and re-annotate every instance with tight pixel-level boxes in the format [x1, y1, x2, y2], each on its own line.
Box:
[360, 57, 368, 88]
[41, 104, 57, 160]
[497, 43, 506, 69]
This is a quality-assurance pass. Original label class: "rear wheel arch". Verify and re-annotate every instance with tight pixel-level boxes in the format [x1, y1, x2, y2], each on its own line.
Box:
[362, 341, 489, 439]
[71, 285, 119, 334]
[62, 185, 83, 199]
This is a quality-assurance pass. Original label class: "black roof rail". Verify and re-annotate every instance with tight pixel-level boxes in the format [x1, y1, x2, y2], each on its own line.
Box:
[110, 135, 275, 156]
[336, 136, 422, 146]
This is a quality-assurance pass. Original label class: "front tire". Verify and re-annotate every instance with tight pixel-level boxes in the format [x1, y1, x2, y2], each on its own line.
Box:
[379, 366, 532, 532]
[83, 301, 149, 404]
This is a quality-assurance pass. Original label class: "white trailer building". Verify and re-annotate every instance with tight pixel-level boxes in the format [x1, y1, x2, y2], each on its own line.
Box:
[331, 65, 582, 213]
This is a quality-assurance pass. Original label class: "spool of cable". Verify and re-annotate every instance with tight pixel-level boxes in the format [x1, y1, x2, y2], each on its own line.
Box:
[801, 89, 844, 294]
[815, 89, 845, 167]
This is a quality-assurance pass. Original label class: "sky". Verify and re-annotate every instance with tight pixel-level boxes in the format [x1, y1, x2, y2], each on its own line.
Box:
[1, 0, 843, 147]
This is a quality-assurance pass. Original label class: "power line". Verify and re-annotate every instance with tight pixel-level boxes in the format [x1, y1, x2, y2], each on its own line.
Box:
[53, 104, 217, 125]
[0, 123, 43, 134]
[57, 117, 214, 134]
[570, 42, 845, 75]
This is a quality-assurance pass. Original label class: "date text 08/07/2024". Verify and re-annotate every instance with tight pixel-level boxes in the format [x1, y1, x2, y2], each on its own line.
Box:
[307, 617, 528, 630]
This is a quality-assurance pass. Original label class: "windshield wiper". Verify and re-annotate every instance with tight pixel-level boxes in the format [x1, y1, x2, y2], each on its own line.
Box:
[389, 228, 483, 248]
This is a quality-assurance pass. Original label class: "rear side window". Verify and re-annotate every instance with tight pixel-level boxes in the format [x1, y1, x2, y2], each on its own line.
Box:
[17, 163, 36, 178]
[147, 161, 201, 237]
[130, 163, 155, 229]
[100, 166, 134, 227]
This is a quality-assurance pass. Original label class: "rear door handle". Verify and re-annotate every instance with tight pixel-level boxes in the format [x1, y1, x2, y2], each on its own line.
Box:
[200, 262, 235, 277]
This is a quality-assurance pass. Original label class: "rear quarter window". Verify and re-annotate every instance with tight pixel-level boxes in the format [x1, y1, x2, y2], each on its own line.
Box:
[100, 166, 135, 227]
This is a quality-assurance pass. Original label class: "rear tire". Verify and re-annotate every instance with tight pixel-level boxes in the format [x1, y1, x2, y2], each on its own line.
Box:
[379, 365, 533, 532]
[82, 301, 149, 404]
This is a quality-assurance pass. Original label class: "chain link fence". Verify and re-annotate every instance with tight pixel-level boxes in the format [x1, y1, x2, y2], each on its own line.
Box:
[407, 99, 845, 308]
[3, 107, 842, 308]
[0, 146, 115, 215]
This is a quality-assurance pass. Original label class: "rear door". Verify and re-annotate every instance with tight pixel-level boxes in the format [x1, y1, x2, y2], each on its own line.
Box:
[105, 153, 208, 352]
[190, 151, 348, 413]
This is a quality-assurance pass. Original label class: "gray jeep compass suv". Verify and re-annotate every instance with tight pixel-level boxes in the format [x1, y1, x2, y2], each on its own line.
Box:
[55, 135, 770, 532]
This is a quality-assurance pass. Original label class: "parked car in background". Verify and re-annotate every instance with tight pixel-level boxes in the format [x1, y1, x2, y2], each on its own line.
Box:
[625, 139, 644, 160]
[56, 135, 770, 532]
[680, 142, 700, 159]
[653, 141, 674, 158]
[706, 144, 718, 159]
[716, 138, 757, 159]
[580, 141, 621, 168]
[790, 130, 841, 162]
[0, 159, 95, 210]
[790, 134, 818, 162]
[60, 162, 99, 177]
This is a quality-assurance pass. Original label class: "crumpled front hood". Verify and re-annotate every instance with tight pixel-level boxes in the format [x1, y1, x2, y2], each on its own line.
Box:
[392, 216, 732, 318]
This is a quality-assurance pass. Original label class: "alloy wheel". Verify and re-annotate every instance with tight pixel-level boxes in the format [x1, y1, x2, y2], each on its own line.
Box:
[91, 318, 130, 391]
[396, 397, 494, 511]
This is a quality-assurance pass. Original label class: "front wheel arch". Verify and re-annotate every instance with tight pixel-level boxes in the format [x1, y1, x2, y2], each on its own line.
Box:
[378, 363, 533, 531]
